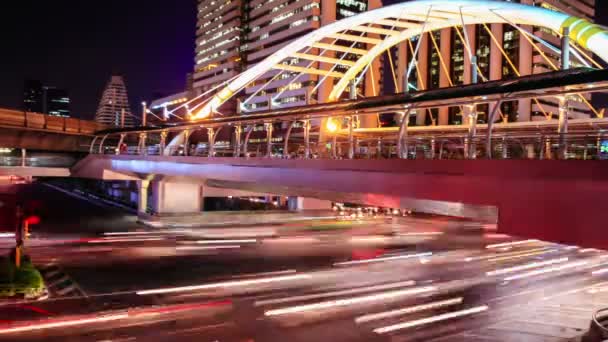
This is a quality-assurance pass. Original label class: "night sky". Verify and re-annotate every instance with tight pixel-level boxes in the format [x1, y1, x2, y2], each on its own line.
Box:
[0, 1, 606, 120]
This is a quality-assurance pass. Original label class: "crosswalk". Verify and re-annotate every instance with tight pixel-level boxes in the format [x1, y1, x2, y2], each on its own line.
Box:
[37, 264, 87, 298]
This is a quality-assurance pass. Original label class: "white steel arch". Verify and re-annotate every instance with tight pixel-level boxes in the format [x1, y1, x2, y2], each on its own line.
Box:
[192, 0, 608, 120]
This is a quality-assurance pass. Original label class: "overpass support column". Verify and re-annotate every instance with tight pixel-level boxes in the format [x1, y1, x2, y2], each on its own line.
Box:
[149, 180, 202, 215]
[288, 197, 332, 212]
[21, 149, 26, 167]
[137, 180, 150, 216]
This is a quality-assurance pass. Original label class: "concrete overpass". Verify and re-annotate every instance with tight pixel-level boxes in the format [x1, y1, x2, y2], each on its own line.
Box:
[72, 154, 608, 250]
[0, 107, 101, 152]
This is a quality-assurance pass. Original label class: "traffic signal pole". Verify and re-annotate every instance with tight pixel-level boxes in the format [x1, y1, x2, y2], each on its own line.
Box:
[14, 205, 24, 268]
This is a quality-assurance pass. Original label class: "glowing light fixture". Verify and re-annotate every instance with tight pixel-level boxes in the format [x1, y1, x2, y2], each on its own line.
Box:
[326, 118, 339, 133]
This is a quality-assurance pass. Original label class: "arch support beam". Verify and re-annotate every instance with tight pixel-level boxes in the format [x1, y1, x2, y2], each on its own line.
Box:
[192, 1, 608, 120]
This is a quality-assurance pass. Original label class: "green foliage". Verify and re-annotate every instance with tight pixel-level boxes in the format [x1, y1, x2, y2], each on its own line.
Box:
[0, 253, 44, 298]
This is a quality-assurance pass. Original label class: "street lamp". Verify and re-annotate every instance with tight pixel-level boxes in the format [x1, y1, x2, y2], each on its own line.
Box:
[326, 118, 339, 133]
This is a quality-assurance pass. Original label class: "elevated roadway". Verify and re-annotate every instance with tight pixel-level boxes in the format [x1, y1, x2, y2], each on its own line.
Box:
[73, 154, 608, 250]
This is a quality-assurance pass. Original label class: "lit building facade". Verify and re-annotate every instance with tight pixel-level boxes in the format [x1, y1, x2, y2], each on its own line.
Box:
[242, 0, 382, 118]
[23, 80, 44, 113]
[43, 87, 70, 117]
[95, 75, 135, 127]
[23, 80, 70, 117]
[186, 0, 381, 118]
[396, 0, 596, 126]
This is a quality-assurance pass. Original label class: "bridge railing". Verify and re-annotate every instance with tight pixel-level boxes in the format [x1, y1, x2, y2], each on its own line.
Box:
[88, 68, 608, 161]
[89, 122, 606, 161]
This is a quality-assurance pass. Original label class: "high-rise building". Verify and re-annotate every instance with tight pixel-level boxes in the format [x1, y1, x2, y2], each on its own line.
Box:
[43, 87, 70, 117]
[95, 75, 135, 127]
[395, 0, 596, 126]
[189, 0, 381, 118]
[23, 80, 70, 117]
[23, 80, 44, 113]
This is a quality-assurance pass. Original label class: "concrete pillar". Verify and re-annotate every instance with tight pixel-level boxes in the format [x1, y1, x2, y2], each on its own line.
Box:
[288, 197, 332, 211]
[138, 179, 150, 215]
[149, 180, 202, 215]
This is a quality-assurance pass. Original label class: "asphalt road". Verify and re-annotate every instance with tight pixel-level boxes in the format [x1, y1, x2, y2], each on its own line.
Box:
[0, 183, 606, 341]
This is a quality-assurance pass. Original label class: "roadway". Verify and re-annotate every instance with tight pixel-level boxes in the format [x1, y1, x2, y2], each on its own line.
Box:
[0, 183, 606, 341]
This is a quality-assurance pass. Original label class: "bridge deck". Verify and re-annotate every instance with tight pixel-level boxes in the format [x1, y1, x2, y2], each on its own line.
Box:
[74, 154, 608, 250]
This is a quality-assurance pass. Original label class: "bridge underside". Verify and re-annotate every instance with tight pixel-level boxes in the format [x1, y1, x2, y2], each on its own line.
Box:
[73, 155, 608, 250]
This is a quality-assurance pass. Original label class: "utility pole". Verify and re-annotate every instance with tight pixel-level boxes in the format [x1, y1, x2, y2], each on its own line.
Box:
[121, 108, 125, 128]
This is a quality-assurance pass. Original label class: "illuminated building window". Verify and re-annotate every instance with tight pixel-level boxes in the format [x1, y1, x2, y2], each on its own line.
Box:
[428, 31, 441, 89]
[502, 25, 520, 79]
[476, 25, 491, 80]
[450, 28, 465, 85]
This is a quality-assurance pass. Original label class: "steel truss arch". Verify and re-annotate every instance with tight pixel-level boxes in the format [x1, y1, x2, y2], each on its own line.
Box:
[192, 0, 608, 120]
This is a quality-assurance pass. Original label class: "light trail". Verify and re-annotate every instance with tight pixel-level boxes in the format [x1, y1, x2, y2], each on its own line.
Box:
[264, 286, 436, 316]
[487, 248, 553, 262]
[89, 237, 165, 243]
[486, 257, 569, 276]
[0, 313, 129, 334]
[196, 239, 256, 244]
[485, 239, 539, 249]
[0, 299, 232, 334]
[255, 280, 416, 306]
[592, 268, 608, 276]
[373, 305, 489, 334]
[103, 231, 160, 236]
[398, 232, 444, 237]
[137, 273, 311, 295]
[580, 248, 600, 253]
[333, 252, 432, 266]
[464, 247, 549, 262]
[355, 297, 463, 323]
[504, 260, 588, 281]
[176, 245, 241, 251]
